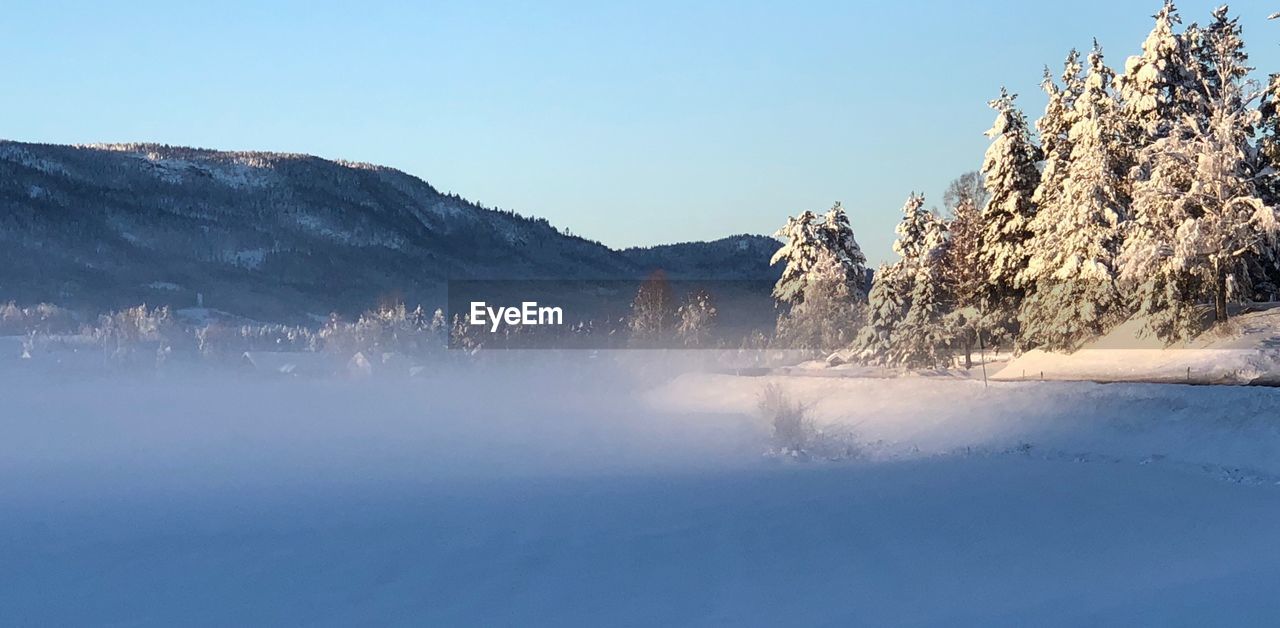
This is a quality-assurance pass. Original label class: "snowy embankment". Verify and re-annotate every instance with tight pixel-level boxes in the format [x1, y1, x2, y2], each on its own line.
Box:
[994, 306, 1280, 385]
[652, 372, 1280, 481]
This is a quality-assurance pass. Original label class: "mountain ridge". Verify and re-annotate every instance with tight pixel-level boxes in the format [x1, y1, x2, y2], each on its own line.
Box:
[0, 140, 780, 321]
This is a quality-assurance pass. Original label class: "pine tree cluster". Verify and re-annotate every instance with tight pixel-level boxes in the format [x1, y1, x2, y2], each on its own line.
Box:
[772, 2, 1280, 367]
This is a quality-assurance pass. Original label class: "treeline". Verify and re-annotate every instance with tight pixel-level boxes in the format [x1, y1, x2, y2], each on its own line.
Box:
[6, 301, 453, 365]
[771, 2, 1280, 368]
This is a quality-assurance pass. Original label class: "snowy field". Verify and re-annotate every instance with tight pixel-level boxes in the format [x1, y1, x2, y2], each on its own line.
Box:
[4, 359, 1280, 625]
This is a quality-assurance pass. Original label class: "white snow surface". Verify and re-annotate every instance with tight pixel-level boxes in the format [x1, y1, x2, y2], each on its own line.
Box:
[4, 359, 1280, 626]
[653, 373, 1280, 479]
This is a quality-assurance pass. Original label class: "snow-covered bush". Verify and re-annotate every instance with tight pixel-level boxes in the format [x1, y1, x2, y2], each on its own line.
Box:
[758, 383, 812, 454]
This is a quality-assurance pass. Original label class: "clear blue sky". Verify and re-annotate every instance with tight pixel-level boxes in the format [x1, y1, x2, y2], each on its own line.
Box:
[3, 1, 1279, 264]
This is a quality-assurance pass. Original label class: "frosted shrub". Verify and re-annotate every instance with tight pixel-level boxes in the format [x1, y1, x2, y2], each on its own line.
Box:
[676, 289, 717, 348]
[84, 304, 190, 364]
[319, 303, 445, 357]
[757, 383, 812, 453]
[190, 322, 318, 356]
[238, 323, 317, 352]
[628, 272, 676, 348]
[0, 301, 22, 330]
[0, 301, 76, 335]
[91, 305, 174, 346]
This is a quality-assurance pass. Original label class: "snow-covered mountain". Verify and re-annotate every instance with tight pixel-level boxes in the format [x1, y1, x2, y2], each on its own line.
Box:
[0, 141, 780, 320]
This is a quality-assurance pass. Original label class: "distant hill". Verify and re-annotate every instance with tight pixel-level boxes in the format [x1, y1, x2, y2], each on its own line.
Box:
[619, 235, 783, 280]
[0, 141, 780, 321]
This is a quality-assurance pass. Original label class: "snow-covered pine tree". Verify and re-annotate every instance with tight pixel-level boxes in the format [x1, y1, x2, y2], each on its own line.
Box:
[1121, 19, 1280, 340]
[1117, 0, 1198, 143]
[1259, 2, 1280, 170]
[1034, 50, 1086, 217]
[1121, 110, 1203, 342]
[977, 88, 1041, 344]
[775, 248, 864, 353]
[892, 192, 933, 262]
[1180, 17, 1278, 323]
[940, 172, 986, 310]
[1258, 78, 1280, 299]
[769, 203, 867, 305]
[1258, 3, 1280, 221]
[1122, 136, 1215, 341]
[1188, 5, 1249, 116]
[819, 202, 869, 296]
[1019, 43, 1130, 352]
[940, 174, 986, 368]
[1258, 70, 1280, 203]
[1191, 6, 1280, 300]
[853, 193, 953, 367]
[770, 210, 823, 305]
[852, 262, 908, 365]
[894, 217, 953, 368]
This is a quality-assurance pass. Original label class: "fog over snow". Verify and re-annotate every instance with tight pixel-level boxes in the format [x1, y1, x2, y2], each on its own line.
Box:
[5, 356, 1280, 626]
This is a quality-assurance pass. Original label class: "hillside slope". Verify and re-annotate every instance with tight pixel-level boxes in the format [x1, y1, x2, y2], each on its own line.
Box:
[619, 234, 783, 280]
[0, 141, 780, 320]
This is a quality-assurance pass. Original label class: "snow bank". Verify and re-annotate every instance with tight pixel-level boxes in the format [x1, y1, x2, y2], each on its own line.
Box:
[996, 306, 1280, 385]
[651, 372, 1280, 480]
